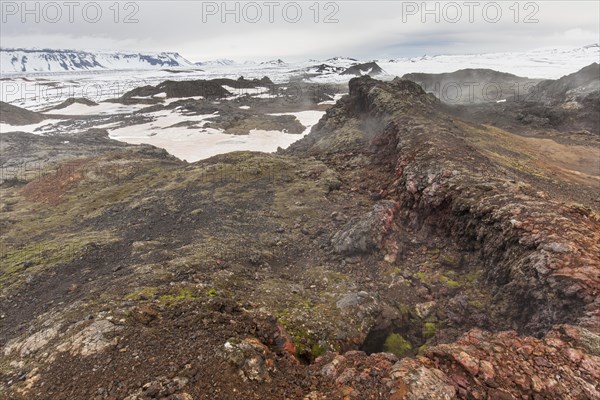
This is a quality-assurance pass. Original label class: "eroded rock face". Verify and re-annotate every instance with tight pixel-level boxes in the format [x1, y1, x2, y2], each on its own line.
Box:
[293, 74, 600, 336]
[390, 362, 456, 400]
[393, 326, 600, 399]
[4, 326, 60, 358]
[331, 200, 399, 257]
[4, 319, 122, 359]
[288, 74, 600, 398]
[55, 319, 122, 356]
[219, 337, 275, 383]
[311, 326, 600, 399]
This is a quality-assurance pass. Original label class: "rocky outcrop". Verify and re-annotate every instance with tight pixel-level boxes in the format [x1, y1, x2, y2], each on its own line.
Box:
[513, 63, 600, 132]
[287, 78, 439, 155]
[308, 64, 346, 74]
[331, 200, 399, 259]
[312, 325, 600, 399]
[526, 62, 600, 105]
[219, 337, 276, 383]
[342, 62, 385, 77]
[47, 97, 98, 111]
[291, 75, 600, 335]
[286, 74, 600, 397]
[120, 77, 274, 101]
[447, 63, 600, 133]
[402, 68, 539, 104]
[205, 114, 305, 135]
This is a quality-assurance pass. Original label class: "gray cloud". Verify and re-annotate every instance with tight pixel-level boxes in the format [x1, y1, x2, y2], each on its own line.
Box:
[1, 1, 598, 61]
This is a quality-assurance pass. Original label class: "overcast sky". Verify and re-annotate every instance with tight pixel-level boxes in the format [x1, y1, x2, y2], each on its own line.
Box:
[1, 1, 598, 62]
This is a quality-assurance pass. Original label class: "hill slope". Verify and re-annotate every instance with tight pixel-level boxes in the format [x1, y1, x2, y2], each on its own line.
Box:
[1, 74, 598, 399]
[446, 63, 600, 134]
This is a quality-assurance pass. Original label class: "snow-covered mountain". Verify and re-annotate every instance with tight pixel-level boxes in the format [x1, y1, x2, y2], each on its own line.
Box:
[0, 48, 193, 73]
[260, 59, 286, 66]
[195, 59, 236, 66]
[325, 56, 359, 64]
[4, 44, 598, 79]
[376, 44, 600, 80]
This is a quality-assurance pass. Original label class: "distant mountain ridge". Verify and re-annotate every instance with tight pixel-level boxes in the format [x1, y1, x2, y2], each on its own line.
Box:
[195, 59, 236, 66]
[2, 44, 599, 80]
[0, 48, 193, 73]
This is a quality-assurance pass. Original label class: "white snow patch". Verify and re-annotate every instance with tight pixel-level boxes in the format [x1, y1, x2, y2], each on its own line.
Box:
[252, 93, 280, 99]
[163, 96, 205, 106]
[109, 109, 217, 134]
[109, 109, 325, 162]
[222, 85, 270, 98]
[0, 119, 65, 135]
[45, 102, 144, 116]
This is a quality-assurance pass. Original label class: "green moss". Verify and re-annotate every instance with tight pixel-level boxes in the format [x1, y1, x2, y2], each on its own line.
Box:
[428, 247, 441, 256]
[418, 344, 428, 354]
[276, 315, 331, 360]
[446, 279, 460, 288]
[468, 300, 485, 310]
[439, 275, 460, 288]
[422, 322, 437, 338]
[205, 288, 218, 297]
[440, 253, 459, 266]
[158, 287, 198, 305]
[465, 272, 481, 282]
[398, 303, 411, 317]
[383, 333, 412, 357]
[290, 329, 310, 357]
[414, 272, 427, 282]
[311, 343, 326, 358]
